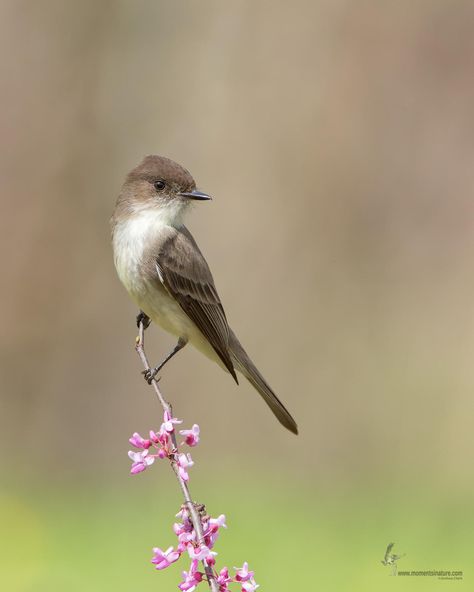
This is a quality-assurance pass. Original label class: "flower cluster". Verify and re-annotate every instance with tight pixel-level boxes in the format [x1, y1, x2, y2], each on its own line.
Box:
[128, 410, 198, 478]
[128, 411, 259, 592]
[152, 507, 258, 592]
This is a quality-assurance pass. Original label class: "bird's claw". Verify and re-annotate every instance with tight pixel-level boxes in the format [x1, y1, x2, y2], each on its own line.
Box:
[142, 368, 160, 384]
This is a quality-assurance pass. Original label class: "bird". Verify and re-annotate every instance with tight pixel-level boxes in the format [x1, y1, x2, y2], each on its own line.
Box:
[111, 155, 298, 434]
[381, 543, 405, 575]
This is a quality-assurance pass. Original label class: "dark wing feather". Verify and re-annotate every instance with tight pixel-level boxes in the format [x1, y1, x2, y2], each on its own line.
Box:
[384, 543, 394, 561]
[156, 227, 237, 382]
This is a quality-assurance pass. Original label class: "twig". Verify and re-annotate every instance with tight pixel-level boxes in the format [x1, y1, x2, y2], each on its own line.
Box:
[135, 321, 219, 592]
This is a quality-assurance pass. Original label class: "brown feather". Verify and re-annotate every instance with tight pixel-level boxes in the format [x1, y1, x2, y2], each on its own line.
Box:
[156, 227, 238, 382]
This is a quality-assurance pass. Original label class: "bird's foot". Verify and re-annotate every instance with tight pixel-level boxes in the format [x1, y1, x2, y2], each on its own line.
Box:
[142, 367, 161, 384]
[136, 311, 151, 329]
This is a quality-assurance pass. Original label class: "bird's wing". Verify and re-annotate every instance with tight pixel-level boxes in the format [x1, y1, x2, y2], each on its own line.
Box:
[155, 227, 237, 381]
[384, 543, 394, 561]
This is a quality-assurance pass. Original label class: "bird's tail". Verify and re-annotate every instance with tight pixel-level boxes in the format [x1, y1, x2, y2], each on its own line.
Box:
[229, 331, 298, 434]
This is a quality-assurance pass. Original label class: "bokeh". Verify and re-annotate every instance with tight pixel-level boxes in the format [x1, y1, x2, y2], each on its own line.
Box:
[1, 1, 473, 590]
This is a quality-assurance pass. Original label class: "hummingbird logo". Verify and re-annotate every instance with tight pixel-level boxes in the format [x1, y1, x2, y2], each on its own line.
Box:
[381, 542, 405, 575]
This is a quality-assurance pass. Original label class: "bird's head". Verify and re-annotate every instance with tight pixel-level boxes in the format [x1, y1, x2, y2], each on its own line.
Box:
[114, 155, 211, 227]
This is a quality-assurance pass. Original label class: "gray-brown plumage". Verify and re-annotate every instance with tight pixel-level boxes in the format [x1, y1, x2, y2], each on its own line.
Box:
[156, 227, 237, 381]
[112, 155, 298, 434]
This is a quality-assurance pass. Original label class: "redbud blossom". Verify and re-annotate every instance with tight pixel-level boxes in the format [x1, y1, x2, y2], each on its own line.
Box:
[149, 428, 168, 447]
[234, 562, 253, 582]
[178, 559, 203, 591]
[241, 578, 259, 592]
[151, 546, 181, 570]
[177, 453, 194, 482]
[217, 566, 231, 587]
[179, 424, 200, 447]
[129, 432, 152, 449]
[187, 543, 212, 561]
[128, 450, 154, 474]
[210, 514, 227, 529]
[162, 410, 182, 433]
[205, 551, 218, 566]
[205, 514, 227, 547]
[128, 419, 259, 590]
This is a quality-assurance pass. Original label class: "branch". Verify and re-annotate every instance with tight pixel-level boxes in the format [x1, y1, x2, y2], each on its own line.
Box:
[135, 321, 219, 592]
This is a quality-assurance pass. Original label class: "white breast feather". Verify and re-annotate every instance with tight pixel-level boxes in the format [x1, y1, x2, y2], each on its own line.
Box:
[113, 203, 183, 293]
[112, 203, 215, 352]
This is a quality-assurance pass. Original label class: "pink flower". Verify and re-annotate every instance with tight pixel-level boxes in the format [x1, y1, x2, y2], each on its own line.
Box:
[173, 522, 186, 536]
[127, 417, 259, 592]
[151, 546, 181, 570]
[187, 543, 212, 561]
[210, 514, 227, 529]
[128, 450, 154, 474]
[149, 429, 168, 447]
[205, 514, 227, 547]
[177, 453, 194, 482]
[175, 510, 194, 530]
[162, 410, 182, 433]
[217, 566, 231, 587]
[234, 562, 253, 582]
[179, 424, 200, 447]
[241, 578, 259, 592]
[177, 530, 195, 549]
[178, 559, 203, 591]
[174, 510, 195, 551]
[176, 507, 190, 521]
[129, 432, 152, 449]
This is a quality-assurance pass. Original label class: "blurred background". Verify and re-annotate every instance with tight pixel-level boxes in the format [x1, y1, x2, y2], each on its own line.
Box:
[1, 1, 473, 590]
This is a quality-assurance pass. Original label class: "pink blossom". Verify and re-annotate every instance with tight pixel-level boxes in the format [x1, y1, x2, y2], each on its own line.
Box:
[151, 546, 181, 570]
[187, 543, 212, 561]
[176, 507, 190, 521]
[177, 530, 195, 549]
[234, 562, 253, 582]
[174, 512, 195, 550]
[129, 432, 152, 449]
[175, 509, 194, 533]
[162, 410, 182, 433]
[128, 450, 155, 474]
[205, 551, 217, 566]
[177, 453, 194, 482]
[205, 514, 227, 547]
[150, 429, 168, 447]
[128, 417, 259, 590]
[176, 541, 187, 554]
[173, 522, 186, 536]
[216, 566, 231, 587]
[178, 559, 203, 591]
[241, 578, 259, 592]
[210, 514, 227, 529]
[179, 424, 200, 447]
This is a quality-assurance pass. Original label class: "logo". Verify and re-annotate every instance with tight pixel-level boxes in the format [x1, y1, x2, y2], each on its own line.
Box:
[381, 542, 405, 576]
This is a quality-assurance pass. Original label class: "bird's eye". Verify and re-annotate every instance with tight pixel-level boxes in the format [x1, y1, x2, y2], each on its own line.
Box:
[153, 179, 166, 191]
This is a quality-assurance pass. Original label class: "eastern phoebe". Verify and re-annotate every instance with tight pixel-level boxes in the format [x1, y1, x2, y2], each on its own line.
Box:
[111, 155, 297, 434]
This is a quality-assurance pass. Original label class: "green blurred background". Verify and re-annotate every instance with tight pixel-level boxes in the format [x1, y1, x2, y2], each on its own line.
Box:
[1, 1, 473, 590]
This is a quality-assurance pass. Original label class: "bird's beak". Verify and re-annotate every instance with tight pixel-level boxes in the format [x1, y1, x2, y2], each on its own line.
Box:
[178, 189, 212, 201]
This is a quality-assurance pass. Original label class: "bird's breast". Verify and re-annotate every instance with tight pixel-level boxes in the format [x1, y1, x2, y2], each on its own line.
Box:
[113, 217, 150, 298]
[112, 214, 201, 342]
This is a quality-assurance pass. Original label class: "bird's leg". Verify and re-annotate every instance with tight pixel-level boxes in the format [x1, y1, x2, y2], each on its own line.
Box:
[142, 337, 187, 384]
[136, 310, 151, 330]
